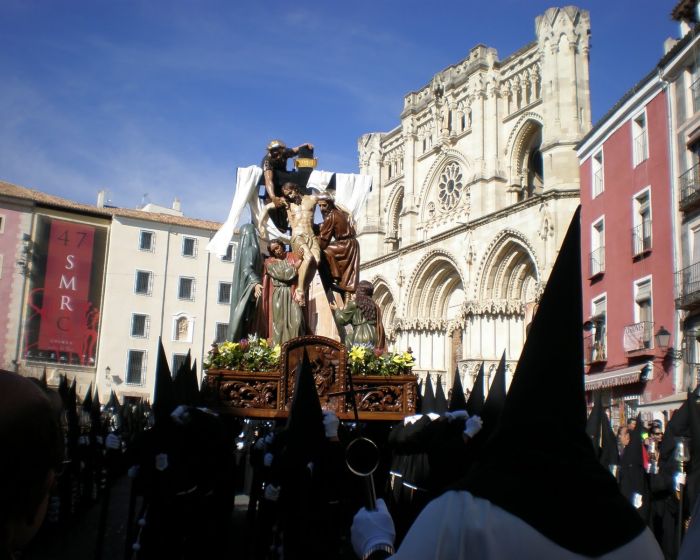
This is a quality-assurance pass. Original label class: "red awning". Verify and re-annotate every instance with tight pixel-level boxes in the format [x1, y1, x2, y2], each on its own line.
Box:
[584, 365, 643, 392]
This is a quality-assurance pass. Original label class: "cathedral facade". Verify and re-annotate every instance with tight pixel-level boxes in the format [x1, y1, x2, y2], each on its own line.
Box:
[357, 6, 591, 392]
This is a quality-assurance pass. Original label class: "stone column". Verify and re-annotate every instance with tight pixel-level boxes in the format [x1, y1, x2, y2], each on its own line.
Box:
[400, 118, 419, 245]
[484, 81, 495, 171]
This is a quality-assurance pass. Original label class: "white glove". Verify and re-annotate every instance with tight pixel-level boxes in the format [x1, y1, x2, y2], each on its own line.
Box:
[264, 433, 274, 445]
[264, 484, 280, 502]
[403, 414, 423, 426]
[675, 472, 687, 491]
[254, 438, 265, 451]
[322, 410, 339, 438]
[170, 405, 190, 425]
[263, 452, 274, 467]
[464, 415, 483, 438]
[351, 498, 396, 559]
[632, 492, 643, 509]
[444, 410, 469, 422]
[105, 433, 121, 450]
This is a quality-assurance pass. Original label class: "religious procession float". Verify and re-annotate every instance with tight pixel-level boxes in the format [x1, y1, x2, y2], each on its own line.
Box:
[202, 141, 418, 420]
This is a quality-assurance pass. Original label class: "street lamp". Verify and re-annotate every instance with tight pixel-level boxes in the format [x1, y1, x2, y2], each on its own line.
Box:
[655, 326, 671, 351]
[655, 326, 683, 360]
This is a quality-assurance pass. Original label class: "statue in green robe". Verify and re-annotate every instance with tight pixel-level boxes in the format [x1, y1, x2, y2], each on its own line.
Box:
[261, 240, 305, 345]
[332, 280, 386, 350]
[227, 223, 263, 341]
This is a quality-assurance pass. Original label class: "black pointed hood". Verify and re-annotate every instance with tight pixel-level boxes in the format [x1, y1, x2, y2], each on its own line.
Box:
[599, 407, 619, 469]
[586, 392, 619, 468]
[187, 359, 201, 407]
[463, 354, 507, 456]
[105, 390, 120, 412]
[58, 374, 69, 406]
[619, 414, 648, 515]
[620, 413, 645, 468]
[466, 363, 485, 416]
[82, 382, 93, 412]
[173, 349, 192, 406]
[285, 349, 325, 464]
[448, 368, 468, 412]
[91, 386, 102, 432]
[153, 337, 175, 423]
[422, 374, 436, 414]
[92, 386, 101, 414]
[66, 379, 79, 448]
[586, 391, 603, 445]
[434, 374, 448, 415]
[479, 352, 507, 433]
[458, 208, 646, 555]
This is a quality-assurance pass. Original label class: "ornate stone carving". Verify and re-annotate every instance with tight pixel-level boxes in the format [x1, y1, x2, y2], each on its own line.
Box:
[473, 228, 542, 300]
[403, 248, 466, 316]
[460, 299, 526, 318]
[437, 162, 465, 211]
[539, 202, 555, 239]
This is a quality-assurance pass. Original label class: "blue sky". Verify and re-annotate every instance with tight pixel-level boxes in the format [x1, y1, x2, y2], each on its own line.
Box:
[0, 1, 679, 222]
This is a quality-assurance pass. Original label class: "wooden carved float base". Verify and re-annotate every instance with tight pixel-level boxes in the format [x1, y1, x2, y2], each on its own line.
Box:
[202, 335, 417, 421]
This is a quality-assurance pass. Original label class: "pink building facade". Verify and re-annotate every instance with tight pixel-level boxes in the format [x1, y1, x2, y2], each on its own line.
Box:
[577, 77, 677, 425]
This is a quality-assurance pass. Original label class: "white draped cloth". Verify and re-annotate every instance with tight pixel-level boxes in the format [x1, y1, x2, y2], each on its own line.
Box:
[207, 166, 373, 256]
[391, 491, 663, 560]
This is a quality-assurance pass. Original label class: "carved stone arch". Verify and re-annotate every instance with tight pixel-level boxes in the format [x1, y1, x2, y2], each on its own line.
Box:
[370, 275, 398, 335]
[384, 183, 404, 237]
[404, 250, 466, 320]
[505, 112, 543, 171]
[505, 114, 544, 196]
[473, 230, 541, 300]
[364, 150, 377, 171]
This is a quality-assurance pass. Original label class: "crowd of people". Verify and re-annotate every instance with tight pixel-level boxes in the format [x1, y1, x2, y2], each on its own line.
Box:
[5, 208, 700, 560]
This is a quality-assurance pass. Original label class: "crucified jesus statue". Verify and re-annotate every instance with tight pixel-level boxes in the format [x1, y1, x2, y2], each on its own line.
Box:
[258, 182, 324, 307]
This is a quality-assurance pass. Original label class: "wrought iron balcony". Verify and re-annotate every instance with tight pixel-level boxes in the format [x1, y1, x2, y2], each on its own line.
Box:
[589, 246, 605, 277]
[584, 334, 607, 365]
[679, 162, 700, 211]
[631, 221, 652, 256]
[623, 321, 654, 353]
[675, 261, 700, 309]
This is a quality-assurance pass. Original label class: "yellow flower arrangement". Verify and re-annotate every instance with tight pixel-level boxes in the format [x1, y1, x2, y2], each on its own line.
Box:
[204, 335, 281, 371]
[348, 344, 415, 377]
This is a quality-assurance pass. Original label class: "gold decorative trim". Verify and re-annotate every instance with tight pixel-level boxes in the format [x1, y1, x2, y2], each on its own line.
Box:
[295, 158, 318, 169]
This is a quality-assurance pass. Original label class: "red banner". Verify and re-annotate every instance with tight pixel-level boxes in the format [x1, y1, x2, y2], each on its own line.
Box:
[37, 220, 98, 364]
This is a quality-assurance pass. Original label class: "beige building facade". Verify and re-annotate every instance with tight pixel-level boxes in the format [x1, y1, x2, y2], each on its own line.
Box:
[96, 208, 237, 403]
[0, 181, 237, 404]
[357, 6, 591, 392]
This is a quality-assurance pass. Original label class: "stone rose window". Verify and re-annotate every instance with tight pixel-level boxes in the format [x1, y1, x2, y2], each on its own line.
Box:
[437, 162, 464, 211]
